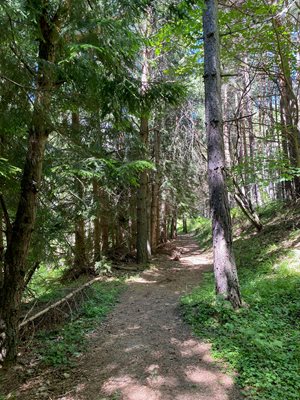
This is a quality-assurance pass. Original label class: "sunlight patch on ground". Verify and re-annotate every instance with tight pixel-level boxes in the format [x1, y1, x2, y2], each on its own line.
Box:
[146, 374, 179, 388]
[102, 376, 161, 400]
[126, 276, 158, 284]
[171, 338, 211, 358]
[180, 255, 212, 267]
[185, 366, 219, 384]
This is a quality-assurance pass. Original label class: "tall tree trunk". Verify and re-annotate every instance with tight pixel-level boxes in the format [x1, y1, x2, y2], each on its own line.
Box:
[242, 60, 258, 202]
[69, 113, 88, 276]
[136, 36, 151, 263]
[0, 5, 65, 364]
[100, 189, 109, 255]
[160, 199, 167, 243]
[170, 213, 177, 239]
[203, 0, 242, 308]
[129, 189, 136, 252]
[93, 180, 101, 263]
[74, 216, 87, 270]
[223, 84, 231, 168]
[136, 116, 150, 263]
[182, 216, 188, 234]
[273, 17, 300, 198]
[150, 129, 161, 251]
[280, 93, 294, 200]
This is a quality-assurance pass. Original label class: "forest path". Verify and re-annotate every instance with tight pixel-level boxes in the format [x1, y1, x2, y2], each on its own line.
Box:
[56, 235, 241, 400]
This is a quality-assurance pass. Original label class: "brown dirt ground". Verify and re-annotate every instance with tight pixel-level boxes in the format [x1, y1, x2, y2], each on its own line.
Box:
[3, 235, 243, 400]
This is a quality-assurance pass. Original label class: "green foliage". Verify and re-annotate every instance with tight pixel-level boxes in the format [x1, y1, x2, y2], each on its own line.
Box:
[35, 281, 123, 367]
[181, 203, 300, 399]
[117, 160, 155, 186]
[178, 216, 211, 249]
[95, 257, 112, 275]
[24, 264, 65, 302]
[230, 153, 300, 190]
[0, 158, 21, 179]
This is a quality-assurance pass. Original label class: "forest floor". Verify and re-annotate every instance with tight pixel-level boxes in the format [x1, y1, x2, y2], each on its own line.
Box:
[2, 235, 242, 400]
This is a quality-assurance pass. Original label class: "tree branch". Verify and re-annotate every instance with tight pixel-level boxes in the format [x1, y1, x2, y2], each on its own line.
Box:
[224, 112, 257, 123]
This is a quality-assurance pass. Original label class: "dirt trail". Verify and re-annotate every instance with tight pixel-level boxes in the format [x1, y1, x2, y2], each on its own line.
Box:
[12, 236, 242, 400]
[48, 235, 240, 400]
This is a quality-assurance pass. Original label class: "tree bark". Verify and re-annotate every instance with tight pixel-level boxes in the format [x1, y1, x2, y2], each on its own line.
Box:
[136, 33, 151, 263]
[93, 180, 101, 263]
[150, 128, 161, 251]
[273, 16, 300, 198]
[203, 0, 242, 308]
[136, 117, 150, 263]
[160, 199, 168, 243]
[129, 189, 136, 252]
[100, 188, 109, 255]
[0, 4, 68, 364]
[182, 216, 188, 234]
[74, 217, 87, 270]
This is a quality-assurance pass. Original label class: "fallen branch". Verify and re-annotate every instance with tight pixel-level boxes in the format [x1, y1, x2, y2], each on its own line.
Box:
[19, 276, 103, 328]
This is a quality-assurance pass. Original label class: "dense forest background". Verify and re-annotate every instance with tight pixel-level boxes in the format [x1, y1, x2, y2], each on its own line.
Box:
[0, 0, 299, 398]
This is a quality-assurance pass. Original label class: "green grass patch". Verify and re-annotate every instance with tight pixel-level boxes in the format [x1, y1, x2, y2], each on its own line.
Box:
[180, 216, 210, 233]
[34, 280, 123, 367]
[23, 263, 66, 303]
[181, 202, 300, 400]
[178, 216, 212, 250]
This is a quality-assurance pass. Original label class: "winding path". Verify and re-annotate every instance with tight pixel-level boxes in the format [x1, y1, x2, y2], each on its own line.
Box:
[55, 236, 242, 400]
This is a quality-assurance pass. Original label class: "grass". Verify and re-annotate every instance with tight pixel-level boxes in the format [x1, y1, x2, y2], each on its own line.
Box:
[34, 280, 124, 367]
[181, 201, 300, 400]
[23, 263, 74, 303]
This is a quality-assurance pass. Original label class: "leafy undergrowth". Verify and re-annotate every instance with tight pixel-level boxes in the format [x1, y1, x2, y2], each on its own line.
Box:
[181, 201, 300, 400]
[23, 261, 112, 304]
[33, 280, 123, 367]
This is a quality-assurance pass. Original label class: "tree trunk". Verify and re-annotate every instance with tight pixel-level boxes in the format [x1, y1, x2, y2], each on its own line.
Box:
[223, 84, 231, 168]
[160, 199, 168, 243]
[68, 113, 88, 277]
[74, 217, 87, 270]
[136, 37, 151, 263]
[169, 211, 177, 240]
[203, 0, 242, 308]
[150, 180, 159, 250]
[273, 17, 300, 198]
[136, 117, 150, 264]
[182, 216, 188, 234]
[129, 189, 136, 252]
[93, 181, 101, 263]
[280, 94, 294, 200]
[100, 189, 109, 255]
[0, 5, 64, 364]
[150, 129, 161, 251]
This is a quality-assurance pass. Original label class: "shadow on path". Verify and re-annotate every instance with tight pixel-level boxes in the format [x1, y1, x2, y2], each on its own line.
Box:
[23, 236, 242, 400]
